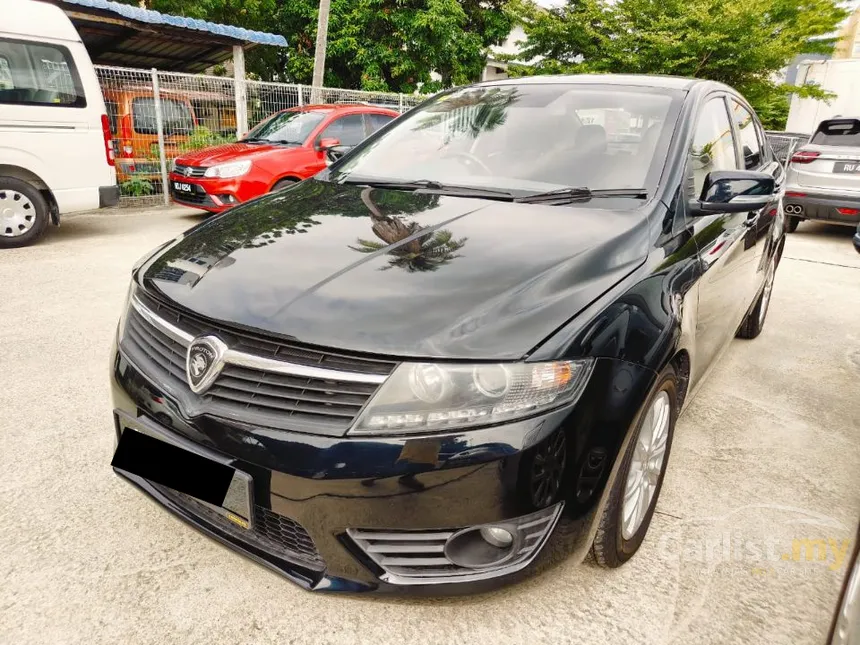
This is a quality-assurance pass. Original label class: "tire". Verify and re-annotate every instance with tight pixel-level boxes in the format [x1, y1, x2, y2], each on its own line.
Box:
[592, 364, 678, 568]
[271, 178, 298, 192]
[0, 177, 50, 249]
[785, 215, 800, 233]
[737, 255, 777, 339]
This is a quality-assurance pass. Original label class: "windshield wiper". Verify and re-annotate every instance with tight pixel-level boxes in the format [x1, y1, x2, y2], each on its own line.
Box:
[515, 187, 648, 204]
[339, 178, 515, 201]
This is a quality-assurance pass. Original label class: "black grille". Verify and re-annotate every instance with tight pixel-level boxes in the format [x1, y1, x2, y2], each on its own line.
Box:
[173, 163, 207, 178]
[254, 505, 323, 565]
[120, 297, 392, 432]
[157, 486, 324, 568]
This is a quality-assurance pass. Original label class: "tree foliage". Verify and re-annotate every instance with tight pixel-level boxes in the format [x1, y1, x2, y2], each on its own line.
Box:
[119, 0, 511, 93]
[507, 0, 848, 128]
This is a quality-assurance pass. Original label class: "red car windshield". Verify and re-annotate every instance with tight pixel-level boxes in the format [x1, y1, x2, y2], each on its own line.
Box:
[244, 110, 330, 145]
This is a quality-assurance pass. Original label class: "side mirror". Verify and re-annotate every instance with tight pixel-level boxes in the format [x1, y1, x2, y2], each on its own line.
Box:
[315, 137, 341, 153]
[689, 170, 775, 216]
[325, 145, 352, 166]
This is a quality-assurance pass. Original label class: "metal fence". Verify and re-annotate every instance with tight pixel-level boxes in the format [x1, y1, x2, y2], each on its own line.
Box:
[95, 65, 424, 206]
[765, 131, 810, 166]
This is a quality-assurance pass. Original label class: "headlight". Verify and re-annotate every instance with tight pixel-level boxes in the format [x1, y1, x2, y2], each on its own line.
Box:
[203, 160, 251, 178]
[350, 359, 594, 435]
[117, 280, 137, 342]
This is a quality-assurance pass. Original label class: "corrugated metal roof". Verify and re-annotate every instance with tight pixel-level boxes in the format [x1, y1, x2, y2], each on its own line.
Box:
[59, 0, 288, 47]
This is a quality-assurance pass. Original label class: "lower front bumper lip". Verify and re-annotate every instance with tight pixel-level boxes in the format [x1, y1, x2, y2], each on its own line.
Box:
[114, 467, 375, 593]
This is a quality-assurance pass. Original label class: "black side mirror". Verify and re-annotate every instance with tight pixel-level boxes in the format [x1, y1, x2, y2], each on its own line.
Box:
[325, 145, 352, 166]
[688, 170, 775, 216]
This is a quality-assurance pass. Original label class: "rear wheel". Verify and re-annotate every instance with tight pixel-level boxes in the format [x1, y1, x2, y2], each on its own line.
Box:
[737, 255, 777, 339]
[592, 365, 678, 568]
[0, 177, 49, 249]
[786, 215, 800, 233]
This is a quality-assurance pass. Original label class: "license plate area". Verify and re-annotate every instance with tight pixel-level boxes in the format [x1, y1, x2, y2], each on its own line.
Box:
[833, 162, 860, 174]
[112, 411, 253, 529]
[173, 181, 193, 192]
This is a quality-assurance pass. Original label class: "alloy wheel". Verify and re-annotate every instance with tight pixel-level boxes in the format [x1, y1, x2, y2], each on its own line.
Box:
[0, 190, 36, 238]
[758, 258, 777, 327]
[621, 391, 671, 540]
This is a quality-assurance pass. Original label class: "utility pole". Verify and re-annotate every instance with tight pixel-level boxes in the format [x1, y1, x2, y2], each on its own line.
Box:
[310, 0, 331, 104]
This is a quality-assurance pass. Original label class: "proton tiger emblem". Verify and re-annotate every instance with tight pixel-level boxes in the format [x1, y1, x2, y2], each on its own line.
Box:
[184, 166, 194, 177]
[186, 336, 227, 394]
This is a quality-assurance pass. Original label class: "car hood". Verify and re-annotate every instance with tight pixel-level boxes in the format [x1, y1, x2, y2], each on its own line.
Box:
[175, 141, 297, 166]
[141, 180, 651, 359]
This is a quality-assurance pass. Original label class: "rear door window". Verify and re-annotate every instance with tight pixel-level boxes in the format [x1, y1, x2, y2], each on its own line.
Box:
[0, 37, 85, 107]
[810, 119, 860, 146]
[132, 97, 194, 135]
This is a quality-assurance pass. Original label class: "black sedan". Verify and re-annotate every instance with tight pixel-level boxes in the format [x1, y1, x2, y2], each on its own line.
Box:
[110, 75, 785, 593]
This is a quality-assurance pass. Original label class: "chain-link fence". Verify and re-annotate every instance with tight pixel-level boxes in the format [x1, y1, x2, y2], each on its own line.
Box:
[765, 131, 810, 166]
[95, 65, 424, 206]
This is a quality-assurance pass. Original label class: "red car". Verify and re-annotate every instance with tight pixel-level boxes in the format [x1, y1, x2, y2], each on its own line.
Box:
[168, 104, 399, 212]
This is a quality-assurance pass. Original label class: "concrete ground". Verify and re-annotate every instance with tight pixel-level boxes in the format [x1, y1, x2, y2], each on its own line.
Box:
[1, 209, 858, 645]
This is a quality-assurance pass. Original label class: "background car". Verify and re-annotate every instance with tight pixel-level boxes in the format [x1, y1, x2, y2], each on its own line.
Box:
[854, 223, 860, 253]
[1, 0, 118, 249]
[784, 117, 860, 232]
[104, 87, 197, 186]
[168, 104, 398, 212]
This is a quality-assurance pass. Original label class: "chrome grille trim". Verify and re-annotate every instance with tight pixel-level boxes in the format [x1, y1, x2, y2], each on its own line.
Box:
[121, 295, 391, 431]
[130, 296, 388, 385]
[347, 503, 563, 585]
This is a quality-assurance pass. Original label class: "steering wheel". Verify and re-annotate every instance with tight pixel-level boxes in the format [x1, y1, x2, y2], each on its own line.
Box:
[444, 151, 493, 175]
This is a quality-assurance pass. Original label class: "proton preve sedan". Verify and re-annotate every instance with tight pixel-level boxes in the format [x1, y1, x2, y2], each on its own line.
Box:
[110, 75, 786, 594]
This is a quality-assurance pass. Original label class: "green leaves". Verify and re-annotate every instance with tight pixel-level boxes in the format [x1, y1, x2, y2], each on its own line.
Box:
[509, 0, 848, 128]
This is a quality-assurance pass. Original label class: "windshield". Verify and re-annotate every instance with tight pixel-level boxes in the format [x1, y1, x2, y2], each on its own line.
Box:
[332, 84, 682, 193]
[132, 98, 193, 136]
[245, 110, 329, 144]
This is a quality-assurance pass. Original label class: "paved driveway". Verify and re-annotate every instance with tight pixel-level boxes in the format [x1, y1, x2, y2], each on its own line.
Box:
[1, 209, 858, 645]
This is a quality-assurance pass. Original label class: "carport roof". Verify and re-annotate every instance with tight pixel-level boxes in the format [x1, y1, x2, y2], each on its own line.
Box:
[46, 0, 287, 73]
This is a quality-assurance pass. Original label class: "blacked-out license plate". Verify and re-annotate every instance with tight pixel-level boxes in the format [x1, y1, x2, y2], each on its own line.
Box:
[112, 423, 253, 529]
[834, 162, 860, 173]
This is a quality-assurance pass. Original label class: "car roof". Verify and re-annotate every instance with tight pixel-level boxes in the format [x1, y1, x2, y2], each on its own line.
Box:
[480, 74, 702, 91]
[287, 104, 399, 115]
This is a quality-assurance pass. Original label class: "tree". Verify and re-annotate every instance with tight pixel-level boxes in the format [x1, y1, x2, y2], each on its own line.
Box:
[117, 0, 512, 93]
[507, 0, 848, 129]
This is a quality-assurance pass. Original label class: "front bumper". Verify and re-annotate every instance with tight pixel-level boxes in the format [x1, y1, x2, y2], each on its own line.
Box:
[783, 190, 860, 226]
[110, 345, 656, 593]
[168, 173, 246, 213]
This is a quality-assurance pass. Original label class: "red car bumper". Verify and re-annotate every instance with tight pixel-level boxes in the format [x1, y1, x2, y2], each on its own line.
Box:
[168, 174, 268, 213]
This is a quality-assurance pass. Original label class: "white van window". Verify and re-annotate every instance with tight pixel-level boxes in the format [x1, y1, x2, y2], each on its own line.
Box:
[0, 38, 85, 107]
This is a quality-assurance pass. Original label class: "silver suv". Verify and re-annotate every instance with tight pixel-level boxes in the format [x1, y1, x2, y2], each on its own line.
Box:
[784, 117, 860, 232]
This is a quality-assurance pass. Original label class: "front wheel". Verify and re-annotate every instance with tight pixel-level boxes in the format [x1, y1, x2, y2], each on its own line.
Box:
[271, 178, 298, 192]
[737, 255, 777, 339]
[592, 364, 678, 568]
[0, 177, 50, 249]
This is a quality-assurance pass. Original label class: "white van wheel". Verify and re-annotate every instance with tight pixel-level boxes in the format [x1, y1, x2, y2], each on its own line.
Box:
[0, 178, 50, 249]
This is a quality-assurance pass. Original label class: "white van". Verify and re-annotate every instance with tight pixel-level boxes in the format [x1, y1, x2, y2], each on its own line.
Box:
[0, 0, 118, 248]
